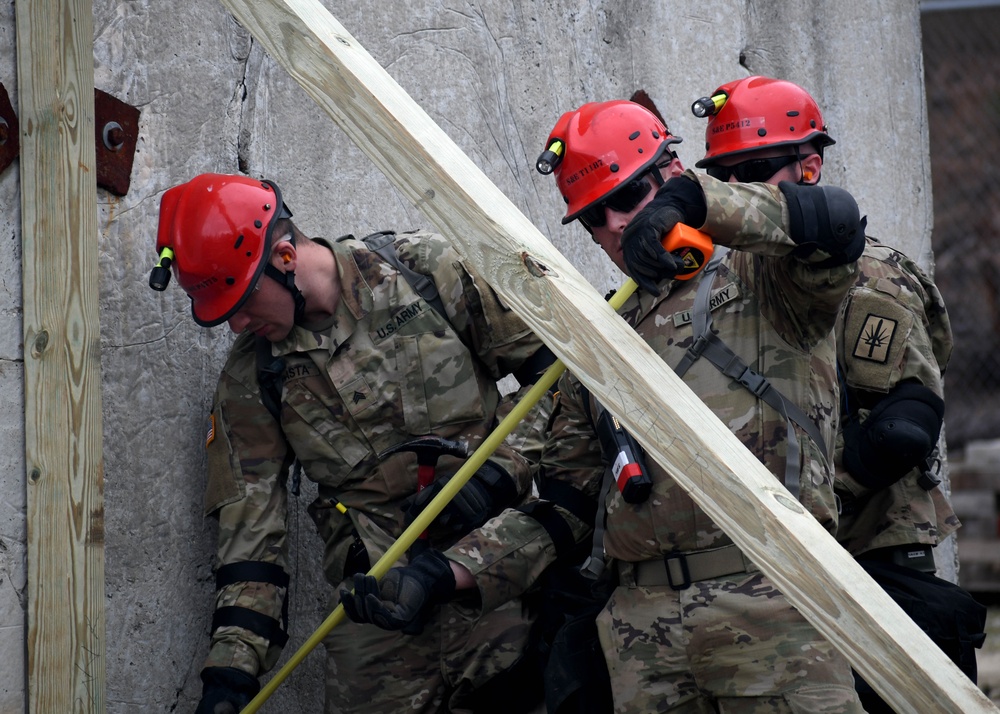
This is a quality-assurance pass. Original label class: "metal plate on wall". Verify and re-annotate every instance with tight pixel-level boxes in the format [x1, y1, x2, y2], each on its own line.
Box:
[0, 82, 19, 176]
[94, 88, 140, 196]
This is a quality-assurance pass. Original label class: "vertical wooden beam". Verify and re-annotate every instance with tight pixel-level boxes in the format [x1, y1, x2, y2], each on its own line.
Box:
[15, 0, 106, 711]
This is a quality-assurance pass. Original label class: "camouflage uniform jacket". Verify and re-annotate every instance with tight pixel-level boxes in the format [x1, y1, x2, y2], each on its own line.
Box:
[448, 172, 858, 601]
[834, 237, 959, 555]
[201, 230, 544, 676]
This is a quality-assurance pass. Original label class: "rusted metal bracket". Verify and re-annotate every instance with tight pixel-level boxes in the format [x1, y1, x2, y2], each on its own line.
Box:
[0, 82, 18, 177]
[94, 88, 140, 196]
[0, 83, 140, 196]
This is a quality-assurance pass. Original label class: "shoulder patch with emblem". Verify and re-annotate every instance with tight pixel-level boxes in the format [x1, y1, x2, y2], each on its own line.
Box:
[841, 285, 915, 392]
[852, 313, 898, 364]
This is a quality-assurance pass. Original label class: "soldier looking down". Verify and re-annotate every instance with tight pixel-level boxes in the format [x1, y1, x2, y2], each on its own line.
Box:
[151, 173, 556, 713]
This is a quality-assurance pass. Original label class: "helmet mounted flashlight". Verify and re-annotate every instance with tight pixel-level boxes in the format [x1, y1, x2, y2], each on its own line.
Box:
[149, 247, 175, 291]
[691, 93, 728, 118]
[536, 139, 565, 175]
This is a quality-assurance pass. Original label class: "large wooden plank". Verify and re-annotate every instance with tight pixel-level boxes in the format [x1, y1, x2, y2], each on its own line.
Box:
[15, 0, 106, 711]
[218, 1, 995, 711]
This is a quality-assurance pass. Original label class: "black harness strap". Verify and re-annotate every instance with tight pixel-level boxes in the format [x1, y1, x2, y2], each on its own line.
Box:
[516, 500, 577, 561]
[673, 248, 826, 499]
[255, 337, 285, 423]
[536, 476, 598, 527]
[359, 231, 448, 321]
[576, 384, 636, 578]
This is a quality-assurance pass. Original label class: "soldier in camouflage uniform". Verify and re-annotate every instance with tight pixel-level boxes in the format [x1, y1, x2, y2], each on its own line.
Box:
[534, 89, 869, 711]
[354, 92, 864, 712]
[152, 173, 558, 713]
[688, 77, 984, 708]
[833, 243, 957, 561]
[689, 76, 958, 565]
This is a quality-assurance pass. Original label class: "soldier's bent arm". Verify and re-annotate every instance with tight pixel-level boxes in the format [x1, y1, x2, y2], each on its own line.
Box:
[689, 171, 863, 348]
[445, 371, 604, 612]
[201, 342, 295, 677]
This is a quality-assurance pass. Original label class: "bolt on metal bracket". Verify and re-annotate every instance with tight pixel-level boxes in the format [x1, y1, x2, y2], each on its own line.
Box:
[94, 88, 140, 196]
[0, 83, 140, 196]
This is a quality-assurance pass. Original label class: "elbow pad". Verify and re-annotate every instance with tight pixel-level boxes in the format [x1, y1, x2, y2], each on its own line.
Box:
[779, 182, 866, 266]
[842, 381, 945, 490]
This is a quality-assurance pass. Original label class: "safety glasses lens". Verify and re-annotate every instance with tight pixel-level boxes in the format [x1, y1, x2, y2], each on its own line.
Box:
[707, 155, 799, 183]
[578, 177, 653, 230]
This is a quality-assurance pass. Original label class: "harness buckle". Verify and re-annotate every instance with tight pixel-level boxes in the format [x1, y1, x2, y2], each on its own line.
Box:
[684, 334, 710, 363]
[736, 366, 770, 397]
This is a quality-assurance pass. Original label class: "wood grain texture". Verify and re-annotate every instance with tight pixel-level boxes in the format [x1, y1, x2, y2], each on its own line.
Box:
[219, 0, 996, 710]
[16, 0, 106, 711]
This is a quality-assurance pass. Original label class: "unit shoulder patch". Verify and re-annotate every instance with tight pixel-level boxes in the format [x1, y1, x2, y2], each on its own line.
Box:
[852, 313, 898, 364]
[841, 286, 916, 392]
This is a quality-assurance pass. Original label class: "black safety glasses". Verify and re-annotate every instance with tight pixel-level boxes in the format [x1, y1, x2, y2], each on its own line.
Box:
[576, 152, 678, 231]
[578, 175, 656, 231]
[705, 154, 800, 184]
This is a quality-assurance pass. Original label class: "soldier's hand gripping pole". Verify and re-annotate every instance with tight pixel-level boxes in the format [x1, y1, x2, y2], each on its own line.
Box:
[240, 226, 708, 713]
[239, 357, 572, 714]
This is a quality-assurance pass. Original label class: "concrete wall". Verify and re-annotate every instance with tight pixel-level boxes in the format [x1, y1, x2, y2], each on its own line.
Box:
[0, 1, 939, 711]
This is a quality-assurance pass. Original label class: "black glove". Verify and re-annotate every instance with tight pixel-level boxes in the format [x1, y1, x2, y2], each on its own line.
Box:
[621, 176, 707, 295]
[842, 381, 945, 491]
[195, 666, 260, 714]
[340, 548, 456, 635]
[403, 460, 517, 542]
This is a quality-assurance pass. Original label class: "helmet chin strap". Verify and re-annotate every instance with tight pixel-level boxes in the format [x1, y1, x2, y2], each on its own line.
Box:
[263, 262, 307, 323]
[263, 226, 307, 324]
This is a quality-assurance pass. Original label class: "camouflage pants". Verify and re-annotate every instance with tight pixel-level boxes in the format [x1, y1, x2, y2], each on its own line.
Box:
[324, 594, 540, 713]
[596, 569, 864, 713]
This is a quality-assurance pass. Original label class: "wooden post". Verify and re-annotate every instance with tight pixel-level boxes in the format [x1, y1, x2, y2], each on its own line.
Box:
[16, 0, 106, 711]
[218, 1, 996, 711]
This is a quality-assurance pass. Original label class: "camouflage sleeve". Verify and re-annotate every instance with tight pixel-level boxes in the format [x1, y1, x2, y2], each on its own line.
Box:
[836, 242, 952, 503]
[395, 231, 547, 381]
[201, 339, 295, 677]
[839, 243, 950, 399]
[445, 371, 603, 612]
[689, 170, 859, 347]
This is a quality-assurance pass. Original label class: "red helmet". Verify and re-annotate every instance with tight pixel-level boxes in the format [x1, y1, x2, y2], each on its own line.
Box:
[695, 76, 835, 168]
[540, 100, 682, 224]
[155, 173, 287, 327]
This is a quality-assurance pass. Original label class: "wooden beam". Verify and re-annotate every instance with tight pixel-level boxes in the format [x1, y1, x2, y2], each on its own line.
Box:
[16, 0, 106, 711]
[217, 1, 996, 711]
